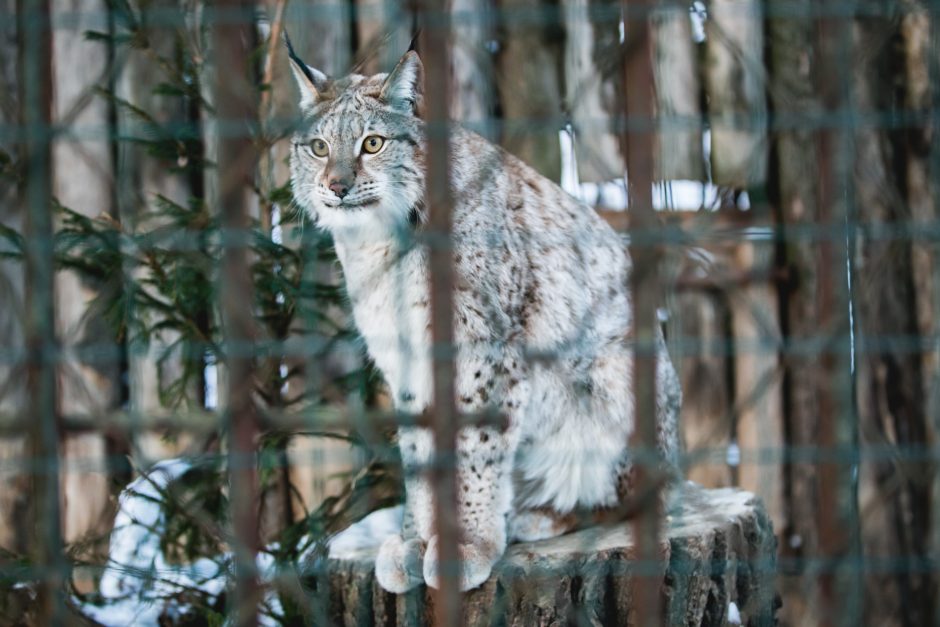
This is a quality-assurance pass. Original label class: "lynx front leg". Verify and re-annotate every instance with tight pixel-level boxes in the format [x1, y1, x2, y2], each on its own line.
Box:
[375, 428, 432, 593]
[422, 425, 514, 591]
[375, 495, 427, 593]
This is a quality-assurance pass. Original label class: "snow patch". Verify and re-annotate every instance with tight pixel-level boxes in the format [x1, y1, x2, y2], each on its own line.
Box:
[79, 459, 282, 626]
[81, 459, 404, 625]
[328, 505, 403, 559]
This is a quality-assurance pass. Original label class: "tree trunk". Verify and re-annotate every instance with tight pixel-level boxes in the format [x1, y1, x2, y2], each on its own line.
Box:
[312, 486, 778, 626]
[0, 0, 29, 557]
[766, 4, 821, 624]
[852, 17, 933, 626]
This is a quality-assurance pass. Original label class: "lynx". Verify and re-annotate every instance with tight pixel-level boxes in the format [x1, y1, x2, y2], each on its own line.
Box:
[287, 44, 681, 593]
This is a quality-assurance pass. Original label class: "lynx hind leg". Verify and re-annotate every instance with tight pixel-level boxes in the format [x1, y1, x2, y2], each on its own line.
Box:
[422, 533, 505, 591]
[422, 425, 513, 591]
[509, 508, 576, 543]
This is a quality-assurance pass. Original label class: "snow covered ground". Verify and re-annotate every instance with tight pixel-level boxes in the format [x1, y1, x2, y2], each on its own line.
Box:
[77, 458, 400, 626]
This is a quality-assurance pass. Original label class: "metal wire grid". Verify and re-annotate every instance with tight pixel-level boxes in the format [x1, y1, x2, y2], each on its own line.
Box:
[0, 0, 938, 625]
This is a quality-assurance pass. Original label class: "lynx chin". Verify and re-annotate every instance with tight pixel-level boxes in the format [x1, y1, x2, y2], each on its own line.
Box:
[287, 44, 681, 593]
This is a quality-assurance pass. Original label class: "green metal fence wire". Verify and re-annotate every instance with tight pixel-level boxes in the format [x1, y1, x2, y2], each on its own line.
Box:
[0, 0, 938, 625]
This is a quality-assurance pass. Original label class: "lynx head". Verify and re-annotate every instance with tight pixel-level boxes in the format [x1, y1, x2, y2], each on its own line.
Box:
[287, 38, 426, 235]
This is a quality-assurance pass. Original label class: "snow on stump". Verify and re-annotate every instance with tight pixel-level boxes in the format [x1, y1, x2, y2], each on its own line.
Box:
[306, 485, 778, 626]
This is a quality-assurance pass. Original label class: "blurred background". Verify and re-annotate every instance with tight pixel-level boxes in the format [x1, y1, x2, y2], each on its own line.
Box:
[0, 0, 938, 625]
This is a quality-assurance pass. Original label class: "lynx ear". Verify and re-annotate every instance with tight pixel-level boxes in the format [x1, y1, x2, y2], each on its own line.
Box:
[285, 31, 331, 110]
[380, 51, 424, 115]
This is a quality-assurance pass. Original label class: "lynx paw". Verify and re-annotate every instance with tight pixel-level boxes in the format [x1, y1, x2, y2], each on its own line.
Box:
[375, 534, 426, 593]
[422, 534, 501, 591]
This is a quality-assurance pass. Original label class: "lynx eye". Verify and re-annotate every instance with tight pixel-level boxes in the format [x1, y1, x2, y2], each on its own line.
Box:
[362, 135, 385, 154]
[309, 139, 329, 158]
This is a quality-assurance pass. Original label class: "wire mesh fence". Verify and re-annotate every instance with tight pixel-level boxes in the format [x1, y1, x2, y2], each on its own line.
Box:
[0, 0, 938, 625]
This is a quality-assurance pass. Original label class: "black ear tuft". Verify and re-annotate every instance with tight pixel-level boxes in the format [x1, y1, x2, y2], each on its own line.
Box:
[284, 30, 332, 109]
[284, 30, 315, 85]
[407, 29, 421, 53]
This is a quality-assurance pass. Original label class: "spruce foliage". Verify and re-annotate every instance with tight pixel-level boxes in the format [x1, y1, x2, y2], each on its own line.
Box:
[2, 1, 401, 622]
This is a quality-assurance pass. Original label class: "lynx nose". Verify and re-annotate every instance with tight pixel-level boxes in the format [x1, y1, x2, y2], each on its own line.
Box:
[329, 179, 351, 199]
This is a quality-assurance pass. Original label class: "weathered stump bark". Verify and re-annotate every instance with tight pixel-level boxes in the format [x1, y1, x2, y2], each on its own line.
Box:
[311, 485, 777, 626]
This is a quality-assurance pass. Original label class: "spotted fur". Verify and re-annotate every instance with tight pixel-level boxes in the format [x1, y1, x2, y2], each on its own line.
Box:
[288, 49, 681, 593]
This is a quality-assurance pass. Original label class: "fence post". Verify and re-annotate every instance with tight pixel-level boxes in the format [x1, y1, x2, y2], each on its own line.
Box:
[212, 3, 262, 625]
[621, 0, 663, 623]
[419, 3, 461, 623]
[19, 0, 65, 621]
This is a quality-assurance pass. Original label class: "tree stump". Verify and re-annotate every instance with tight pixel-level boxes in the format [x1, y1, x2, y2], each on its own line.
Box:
[311, 485, 777, 626]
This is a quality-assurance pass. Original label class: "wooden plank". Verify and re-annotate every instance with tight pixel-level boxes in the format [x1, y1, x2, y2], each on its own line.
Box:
[562, 0, 623, 182]
[675, 290, 733, 489]
[451, 0, 493, 126]
[495, 0, 563, 181]
[703, 0, 767, 187]
[50, 1, 118, 568]
[354, 0, 411, 74]
[653, 1, 704, 181]
[729, 239, 783, 531]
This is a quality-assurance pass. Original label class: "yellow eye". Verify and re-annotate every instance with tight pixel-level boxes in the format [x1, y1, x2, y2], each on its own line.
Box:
[362, 135, 385, 154]
[310, 139, 329, 158]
